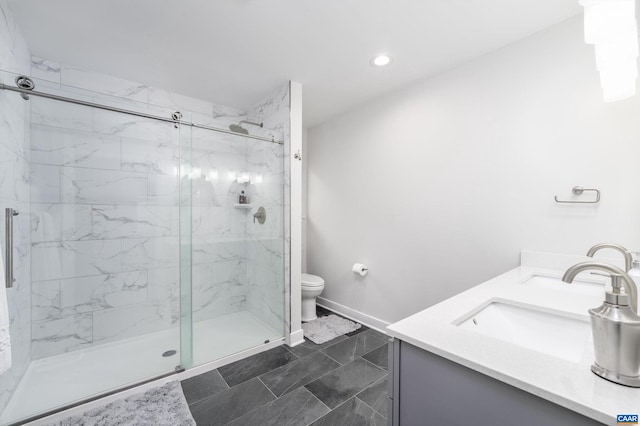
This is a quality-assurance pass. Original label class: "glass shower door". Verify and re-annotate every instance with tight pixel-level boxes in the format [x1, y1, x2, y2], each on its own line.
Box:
[186, 123, 286, 367]
[0, 80, 186, 424]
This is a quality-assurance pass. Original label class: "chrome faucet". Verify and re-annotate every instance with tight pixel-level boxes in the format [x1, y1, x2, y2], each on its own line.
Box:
[563, 263, 640, 387]
[562, 261, 637, 313]
[586, 243, 633, 272]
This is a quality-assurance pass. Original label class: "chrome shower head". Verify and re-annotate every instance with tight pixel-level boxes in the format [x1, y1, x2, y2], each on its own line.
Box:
[229, 120, 263, 135]
[229, 123, 249, 135]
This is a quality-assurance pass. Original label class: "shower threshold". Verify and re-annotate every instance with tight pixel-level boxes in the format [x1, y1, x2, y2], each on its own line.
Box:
[0, 311, 281, 425]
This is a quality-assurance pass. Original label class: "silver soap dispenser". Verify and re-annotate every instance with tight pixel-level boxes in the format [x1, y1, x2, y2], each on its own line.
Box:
[589, 273, 640, 387]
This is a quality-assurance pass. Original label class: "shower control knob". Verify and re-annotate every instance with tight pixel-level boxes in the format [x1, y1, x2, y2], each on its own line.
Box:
[253, 207, 266, 224]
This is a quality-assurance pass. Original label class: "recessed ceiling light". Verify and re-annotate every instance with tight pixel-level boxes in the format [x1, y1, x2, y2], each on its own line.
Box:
[371, 55, 391, 67]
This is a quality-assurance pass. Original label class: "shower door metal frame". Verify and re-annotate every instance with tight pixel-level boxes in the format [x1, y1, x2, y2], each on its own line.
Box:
[0, 79, 283, 144]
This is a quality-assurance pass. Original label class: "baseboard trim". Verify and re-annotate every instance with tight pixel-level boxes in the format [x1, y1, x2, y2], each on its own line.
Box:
[287, 329, 305, 347]
[316, 297, 391, 335]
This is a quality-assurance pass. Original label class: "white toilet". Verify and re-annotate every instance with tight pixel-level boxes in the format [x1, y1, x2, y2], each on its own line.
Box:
[301, 273, 325, 322]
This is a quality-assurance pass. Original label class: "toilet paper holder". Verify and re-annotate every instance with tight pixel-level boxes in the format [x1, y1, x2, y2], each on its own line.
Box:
[353, 263, 369, 276]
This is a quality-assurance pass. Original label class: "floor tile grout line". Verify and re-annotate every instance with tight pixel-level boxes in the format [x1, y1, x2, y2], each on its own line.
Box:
[282, 344, 298, 357]
[319, 350, 344, 366]
[287, 346, 301, 361]
[260, 350, 344, 398]
[360, 355, 388, 373]
[320, 394, 363, 414]
[354, 395, 387, 420]
[281, 356, 344, 395]
[303, 360, 386, 415]
[219, 379, 278, 426]
[354, 374, 388, 404]
[302, 391, 332, 426]
[257, 376, 279, 400]
[320, 331, 387, 362]
[218, 346, 298, 389]
[218, 369, 231, 389]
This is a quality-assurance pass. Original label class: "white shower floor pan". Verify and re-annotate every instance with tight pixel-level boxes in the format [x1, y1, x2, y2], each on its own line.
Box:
[0, 311, 282, 425]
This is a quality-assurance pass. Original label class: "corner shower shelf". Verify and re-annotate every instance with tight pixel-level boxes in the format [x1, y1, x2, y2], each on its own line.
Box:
[234, 204, 253, 209]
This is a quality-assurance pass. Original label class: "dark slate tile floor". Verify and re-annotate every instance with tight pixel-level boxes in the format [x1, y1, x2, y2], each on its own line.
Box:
[182, 308, 389, 426]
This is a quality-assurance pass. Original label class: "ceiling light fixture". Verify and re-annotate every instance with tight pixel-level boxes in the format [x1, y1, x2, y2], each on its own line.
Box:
[580, 0, 639, 102]
[371, 55, 392, 67]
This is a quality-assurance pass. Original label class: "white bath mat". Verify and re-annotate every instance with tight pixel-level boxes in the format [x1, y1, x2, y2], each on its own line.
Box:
[302, 314, 361, 344]
[47, 381, 195, 426]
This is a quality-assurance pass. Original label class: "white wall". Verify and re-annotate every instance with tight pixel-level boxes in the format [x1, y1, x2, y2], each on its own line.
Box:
[307, 16, 640, 325]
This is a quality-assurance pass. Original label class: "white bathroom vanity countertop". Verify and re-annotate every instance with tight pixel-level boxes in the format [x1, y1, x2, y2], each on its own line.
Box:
[386, 251, 640, 426]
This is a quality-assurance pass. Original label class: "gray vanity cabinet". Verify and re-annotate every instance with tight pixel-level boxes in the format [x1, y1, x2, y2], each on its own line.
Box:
[386, 339, 605, 426]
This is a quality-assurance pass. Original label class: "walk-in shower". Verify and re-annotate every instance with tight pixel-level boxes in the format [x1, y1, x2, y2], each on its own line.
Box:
[0, 69, 290, 425]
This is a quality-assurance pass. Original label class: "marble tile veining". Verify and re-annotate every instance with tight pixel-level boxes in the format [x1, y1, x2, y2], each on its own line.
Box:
[92, 205, 175, 239]
[147, 173, 179, 205]
[0, 89, 29, 158]
[60, 271, 149, 316]
[31, 280, 61, 321]
[92, 109, 173, 142]
[31, 56, 61, 84]
[31, 239, 122, 281]
[0, 144, 30, 203]
[121, 138, 178, 175]
[31, 125, 121, 170]
[121, 237, 179, 271]
[191, 260, 247, 321]
[61, 65, 149, 103]
[92, 302, 171, 344]
[31, 203, 93, 243]
[31, 97, 93, 131]
[61, 167, 148, 205]
[31, 313, 93, 359]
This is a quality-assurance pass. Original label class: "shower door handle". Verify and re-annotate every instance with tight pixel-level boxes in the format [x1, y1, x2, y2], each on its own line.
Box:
[5, 208, 19, 288]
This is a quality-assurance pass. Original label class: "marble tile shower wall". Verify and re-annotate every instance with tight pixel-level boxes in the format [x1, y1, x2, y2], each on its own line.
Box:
[27, 56, 271, 359]
[245, 83, 290, 333]
[0, 0, 32, 413]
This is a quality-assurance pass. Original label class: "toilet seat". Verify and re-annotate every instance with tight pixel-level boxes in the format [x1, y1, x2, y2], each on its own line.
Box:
[302, 273, 324, 288]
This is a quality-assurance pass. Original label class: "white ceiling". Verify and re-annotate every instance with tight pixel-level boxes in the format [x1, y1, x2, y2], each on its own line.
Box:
[7, 0, 581, 127]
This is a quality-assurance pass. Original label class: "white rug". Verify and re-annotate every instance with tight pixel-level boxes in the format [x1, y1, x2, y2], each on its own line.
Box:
[302, 314, 361, 344]
[47, 381, 195, 426]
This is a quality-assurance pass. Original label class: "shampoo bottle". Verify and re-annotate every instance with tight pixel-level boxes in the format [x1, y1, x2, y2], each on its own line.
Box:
[628, 252, 640, 311]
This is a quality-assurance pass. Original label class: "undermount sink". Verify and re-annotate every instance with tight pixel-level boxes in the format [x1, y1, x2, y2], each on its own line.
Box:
[456, 301, 592, 363]
[522, 275, 606, 297]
